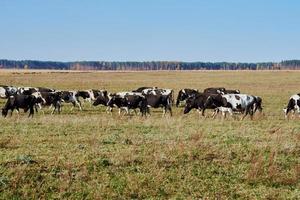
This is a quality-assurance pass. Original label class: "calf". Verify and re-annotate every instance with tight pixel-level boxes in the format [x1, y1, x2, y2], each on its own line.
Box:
[176, 88, 199, 107]
[283, 94, 300, 119]
[2, 94, 40, 117]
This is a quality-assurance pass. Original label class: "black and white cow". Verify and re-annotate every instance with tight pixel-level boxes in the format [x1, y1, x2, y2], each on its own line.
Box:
[213, 94, 258, 119]
[141, 88, 174, 105]
[283, 94, 300, 119]
[183, 93, 222, 116]
[106, 92, 145, 115]
[40, 92, 63, 114]
[203, 87, 226, 94]
[176, 88, 199, 107]
[2, 94, 43, 117]
[60, 91, 82, 110]
[142, 93, 173, 116]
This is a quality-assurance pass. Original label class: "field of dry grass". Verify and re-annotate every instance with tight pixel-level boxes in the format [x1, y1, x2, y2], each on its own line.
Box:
[0, 70, 299, 199]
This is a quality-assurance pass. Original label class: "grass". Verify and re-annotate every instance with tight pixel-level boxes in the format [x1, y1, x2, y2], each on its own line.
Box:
[0, 70, 299, 199]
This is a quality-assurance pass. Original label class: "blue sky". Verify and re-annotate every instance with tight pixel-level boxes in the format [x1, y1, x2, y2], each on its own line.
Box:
[1, 0, 299, 62]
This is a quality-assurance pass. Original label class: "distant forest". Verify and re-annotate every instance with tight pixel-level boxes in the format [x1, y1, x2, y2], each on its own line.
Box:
[1, 59, 300, 70]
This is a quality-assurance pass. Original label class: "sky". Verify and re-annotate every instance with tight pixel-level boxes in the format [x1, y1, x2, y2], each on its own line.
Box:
[1, 0, 299, 62]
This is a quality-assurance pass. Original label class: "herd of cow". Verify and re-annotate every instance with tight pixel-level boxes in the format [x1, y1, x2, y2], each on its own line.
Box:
[0, 85, 299, 119]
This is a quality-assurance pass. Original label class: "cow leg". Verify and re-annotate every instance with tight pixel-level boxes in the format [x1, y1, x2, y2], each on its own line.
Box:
[166, 105, 172, 116]
[241, 108, 250, 120]
[212, 108, 219, 119]
[124, 107, 129, 116]
[71, 102, 76, 111]
[162, 107, 166, 117]
[29, 106, 34, 118]
[51, 103, 57, 115]
[76, 100, 82, 111]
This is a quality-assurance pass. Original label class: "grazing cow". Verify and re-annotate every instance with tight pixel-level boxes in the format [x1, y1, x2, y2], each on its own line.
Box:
[176, 88, 199, 107]
[75, 90, 96, 104]
[183, 93, 222, 116]
[2, 94, 42, 117]
[142, 93, 173, 116]
[216, 94, 257, 119]
[283, 94, 300, 119]
[60, 91, 82, 110]
[203, 87, 226, 94]
[106, 92, 145, 115]
[40, 92, 63, 114]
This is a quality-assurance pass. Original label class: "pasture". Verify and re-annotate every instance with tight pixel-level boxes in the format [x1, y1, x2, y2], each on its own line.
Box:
[0, 70, 299, 199]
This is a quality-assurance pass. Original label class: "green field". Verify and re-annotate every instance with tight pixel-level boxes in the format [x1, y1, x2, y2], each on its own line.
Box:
[0, 70, 299, 199]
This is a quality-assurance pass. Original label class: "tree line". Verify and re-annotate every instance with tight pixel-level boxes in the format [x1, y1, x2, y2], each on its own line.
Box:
[0, 59, 300, 70]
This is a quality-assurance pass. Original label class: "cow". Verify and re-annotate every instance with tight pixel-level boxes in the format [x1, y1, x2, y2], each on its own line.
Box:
[60, 91, 82, 110]
[176, 88, 199, 107]
[2, 94, 43, 117]
[183, 93, 223, 116]
[283, 94, 300, 119]
[106, 92, 145, 115]
[214, 94, 258, 120]
[40, 92, 63, 114]
[141, 88, 174, 105]
[75, 90, 96, 104]
[142, 93, 173, 116]
[203, 87, 226, 94]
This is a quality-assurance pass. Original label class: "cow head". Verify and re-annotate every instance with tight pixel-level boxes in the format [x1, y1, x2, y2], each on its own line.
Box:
[183, 96, 196, 114]
[176, 89, 188, 107]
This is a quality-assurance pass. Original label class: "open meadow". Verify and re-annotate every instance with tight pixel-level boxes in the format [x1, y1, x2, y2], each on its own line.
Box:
[0, 70, 299, 199]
